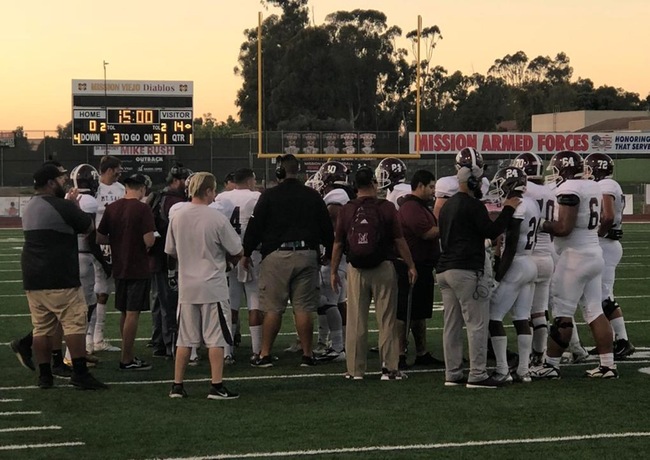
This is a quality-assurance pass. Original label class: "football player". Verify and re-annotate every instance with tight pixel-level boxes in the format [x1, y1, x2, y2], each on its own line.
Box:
[210, 168, 262, 364]
[584, 153, 634, 359]
[511, 152, 557, 364]
[376, 157, 410, 209]
[487, 166, 539, 383]
[90, 155, 124, 353]
[531, 150, 617, 379]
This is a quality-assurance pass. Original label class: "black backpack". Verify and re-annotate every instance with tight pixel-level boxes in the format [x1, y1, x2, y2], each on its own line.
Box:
[346, 199, 387, 269]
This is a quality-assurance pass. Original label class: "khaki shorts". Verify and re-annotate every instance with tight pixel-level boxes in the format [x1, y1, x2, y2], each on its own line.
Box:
[26, 288, 88, 337]
[259, 249, 319, 314]
[176, 300, 232, 348]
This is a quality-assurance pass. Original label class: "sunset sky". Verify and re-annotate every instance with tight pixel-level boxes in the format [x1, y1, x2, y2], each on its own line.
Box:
[2, 0, 649, 135]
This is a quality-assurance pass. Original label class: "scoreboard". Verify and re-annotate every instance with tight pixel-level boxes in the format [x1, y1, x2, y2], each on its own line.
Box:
[71, 79, 193, 146]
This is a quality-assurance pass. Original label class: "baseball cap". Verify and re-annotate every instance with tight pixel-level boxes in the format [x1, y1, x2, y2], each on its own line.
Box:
[123, 173, 149, 186]
[33, 164, 67, 188]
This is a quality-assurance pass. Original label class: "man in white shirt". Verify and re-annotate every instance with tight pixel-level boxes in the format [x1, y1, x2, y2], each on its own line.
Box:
[165, 172, 243, 399]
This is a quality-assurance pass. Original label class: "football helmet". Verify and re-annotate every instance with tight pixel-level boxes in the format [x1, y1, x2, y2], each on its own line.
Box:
[304, 173, 324, 192]
[375, 157, 407, 190]
[584, 153, 614, 181]
[512, 152, 544, 180]
[545, 150, 584, 186]
[318, 161, 349, 189]
[488, 166, 527, 202]
[70, 163, 100, 195]
[455, 147, 484, 171]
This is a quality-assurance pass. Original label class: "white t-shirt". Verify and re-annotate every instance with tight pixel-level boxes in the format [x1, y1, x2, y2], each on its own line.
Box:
[323, 188, 350, 206]
[434, 175, 459, 198]
[165, 204, 243, 304]
[95, 181, 125, 226]
[209, 188, 260, 240]
[386, 183, 412, 210]
[525, 181, 556, 256]
[168, 201, 189, 221]
[553, 179, 601, 253]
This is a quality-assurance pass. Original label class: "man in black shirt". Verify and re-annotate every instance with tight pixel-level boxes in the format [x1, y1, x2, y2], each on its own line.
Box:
[243, 154, 334, 367]
[436, 161, 520, 388]
[22, 164, 107, 390]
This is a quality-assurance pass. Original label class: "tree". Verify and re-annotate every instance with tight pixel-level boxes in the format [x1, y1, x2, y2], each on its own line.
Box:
[56, 121, 72, 139]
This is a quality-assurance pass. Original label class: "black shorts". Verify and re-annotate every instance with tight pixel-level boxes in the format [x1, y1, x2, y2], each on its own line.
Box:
[395, 260, 435, 321]
[115, 278, 151, 313]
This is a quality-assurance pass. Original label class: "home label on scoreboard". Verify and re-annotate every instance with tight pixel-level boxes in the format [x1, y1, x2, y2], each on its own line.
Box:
[71, 79, 193, 146]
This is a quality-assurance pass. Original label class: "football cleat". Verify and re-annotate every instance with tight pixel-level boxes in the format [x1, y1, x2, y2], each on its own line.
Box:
[614, 339, 635, 360]
[512, 372, 532, 384]
[585, 365, 619, 379]
[94, 341, 121, 352]
[530, 363, 561, 380]
[492, 372, 513, 385]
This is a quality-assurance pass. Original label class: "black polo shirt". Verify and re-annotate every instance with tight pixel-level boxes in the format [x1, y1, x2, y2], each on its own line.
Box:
[243, 178, 334, 258]
[436, 192, 515, 273]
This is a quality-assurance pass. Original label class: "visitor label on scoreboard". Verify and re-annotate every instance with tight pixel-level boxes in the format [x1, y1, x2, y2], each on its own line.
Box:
[409, 132, 650, 155]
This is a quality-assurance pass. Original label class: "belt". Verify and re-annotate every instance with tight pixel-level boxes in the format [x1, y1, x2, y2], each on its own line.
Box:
[278, 241, 314, 251]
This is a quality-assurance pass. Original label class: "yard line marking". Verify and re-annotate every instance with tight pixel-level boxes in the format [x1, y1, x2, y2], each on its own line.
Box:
[0, 441, 84, 451]
[0, 269, 20, 272]
[0, 280, 21, 283]
[0, 294, 23, 298]
[0, 425, 61, 433]
[150, 431, 650, 459]
[0, 399, 22, 402]
[0, 411, 41, 416]
[3, 361, 650, 391]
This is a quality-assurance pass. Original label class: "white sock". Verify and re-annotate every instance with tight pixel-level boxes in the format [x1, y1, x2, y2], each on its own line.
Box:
[190, 347, 198, 360]
[87, 308, 97, 346]
[64, 347, 71, 362]
[531, 316, 548, 354]
[491, 335, 508, 375]
[517, 334, 532, 375]
[600, 352, 614, 368]
[94, 303, 107, 344]
[317, 313, 329, 345]
[610, 317, 628, 341]
[569, 320, 581, 349]
[250, 325, 262, 355]
[325, 307, 343, 352]
[545, 355, 561, 368]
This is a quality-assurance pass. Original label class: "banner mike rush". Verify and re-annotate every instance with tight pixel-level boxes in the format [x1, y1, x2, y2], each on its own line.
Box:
[409, 132, 650, 155]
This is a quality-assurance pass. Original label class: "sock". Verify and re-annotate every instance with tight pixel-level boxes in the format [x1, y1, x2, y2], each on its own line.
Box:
[599, 352, 615, 368]
[211, 382, 223, 389]
[610, 317, 628, 341]
[325, 307, 343, 352]
[71, 357, 88, 375]
[64, 347, 71, 362]
[190, 347, 198, 360]
[20, 331, 34, 349]
[490, 336, 508, 375]
[52, 349, 64, 367]
[250, 325, 262, 355]
[94, 303, 107, 343]
[225, 344, 233, 358]
[86, 308, 97, 347]
[569, 320, 581, 349]
[531, 316, 548, 354]
[545, 355, 561, 368]
[517, 334, 532, 375]
[317, 313, 329, 345]
[39, 362, 53, 378]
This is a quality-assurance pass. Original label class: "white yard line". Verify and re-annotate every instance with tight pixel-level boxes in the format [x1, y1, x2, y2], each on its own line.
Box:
[0, 425, 61, 433]
[0, 411, 41, 416]
[0, 441, 84, 451]
[0, 399, 22, 403]
[149, 431, 650, 460]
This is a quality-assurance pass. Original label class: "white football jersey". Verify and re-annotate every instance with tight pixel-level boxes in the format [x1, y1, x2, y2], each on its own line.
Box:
[323, 188, 350, 207]
[210, 189, 261, 241]
[434, 175, 458, 198]
[525, 182, 556, 256]
[386, 183, 412, 210]
[77, 193, 98, 252]
[95, 181, 125, 226]
[598, 178, 624, 232]
[510, 196, 541, 255]
[553, 179, 601, 253]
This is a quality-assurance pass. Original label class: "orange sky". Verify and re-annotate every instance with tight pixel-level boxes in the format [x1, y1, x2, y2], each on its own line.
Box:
[2, 0, 649, 135]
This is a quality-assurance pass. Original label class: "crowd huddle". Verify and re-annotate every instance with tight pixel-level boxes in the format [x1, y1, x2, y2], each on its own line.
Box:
[11, 148, 633, 396]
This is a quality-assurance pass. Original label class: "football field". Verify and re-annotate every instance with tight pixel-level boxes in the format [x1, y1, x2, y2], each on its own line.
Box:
[1, 225, 650, 459]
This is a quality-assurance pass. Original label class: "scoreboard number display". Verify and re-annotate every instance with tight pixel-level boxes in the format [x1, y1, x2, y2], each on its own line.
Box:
[71, 80, 193, 146]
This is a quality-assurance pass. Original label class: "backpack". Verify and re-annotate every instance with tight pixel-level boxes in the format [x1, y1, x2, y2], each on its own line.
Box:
[346, 199, 387, 269]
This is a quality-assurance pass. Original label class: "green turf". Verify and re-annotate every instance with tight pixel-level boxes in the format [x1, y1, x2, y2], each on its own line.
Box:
[1, 226, 650, 459]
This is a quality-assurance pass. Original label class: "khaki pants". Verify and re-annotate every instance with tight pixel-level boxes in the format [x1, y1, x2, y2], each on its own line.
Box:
[436, 269, 490, 383]
[345, 261, 399, 378]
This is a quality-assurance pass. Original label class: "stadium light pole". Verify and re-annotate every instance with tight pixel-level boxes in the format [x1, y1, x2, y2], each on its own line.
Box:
[103, 60, 109, 156]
